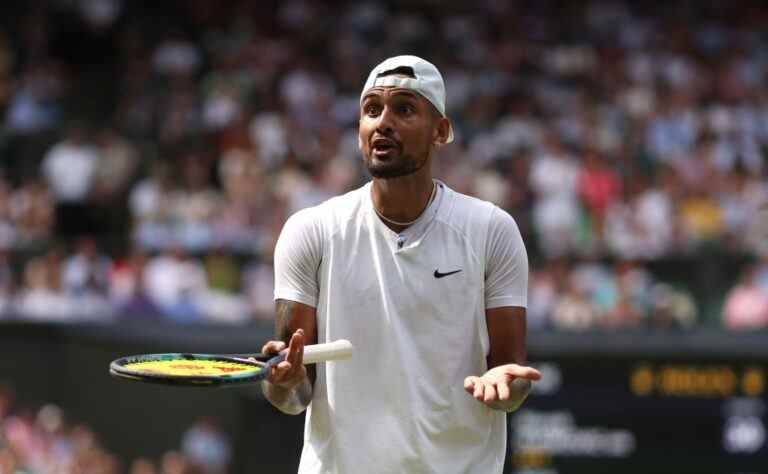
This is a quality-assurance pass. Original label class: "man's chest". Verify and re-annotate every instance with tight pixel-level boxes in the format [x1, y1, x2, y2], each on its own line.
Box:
[322, 227, 485, 321]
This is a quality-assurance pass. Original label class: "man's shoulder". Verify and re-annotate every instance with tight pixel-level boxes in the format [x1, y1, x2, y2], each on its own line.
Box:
[285, 183, 368, 229]
[437, 183, 521, 244]
[321, 182, 369, 212]
[448, 186, 497, 212]
[440, 183, 499, 223]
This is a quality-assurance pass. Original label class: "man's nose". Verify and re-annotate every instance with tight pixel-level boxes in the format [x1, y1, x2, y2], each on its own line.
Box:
[375, 106, 396, 134]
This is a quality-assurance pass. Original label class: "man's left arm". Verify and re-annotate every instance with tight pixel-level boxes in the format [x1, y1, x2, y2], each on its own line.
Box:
[463, 206, 540, 412]
[463, 306, 540, 412]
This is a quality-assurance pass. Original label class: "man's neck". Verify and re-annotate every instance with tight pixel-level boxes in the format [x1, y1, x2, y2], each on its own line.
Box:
[371, 172, 435, 232]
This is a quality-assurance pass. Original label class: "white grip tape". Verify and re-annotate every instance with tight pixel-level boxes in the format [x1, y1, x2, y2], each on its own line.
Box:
[302, 339, 354, 365]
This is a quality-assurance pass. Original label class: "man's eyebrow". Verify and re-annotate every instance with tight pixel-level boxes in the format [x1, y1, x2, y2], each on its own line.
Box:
[361, 92, 381, 102]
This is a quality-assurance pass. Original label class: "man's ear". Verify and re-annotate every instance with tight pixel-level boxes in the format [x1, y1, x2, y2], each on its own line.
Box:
[433, 117, 451, 146]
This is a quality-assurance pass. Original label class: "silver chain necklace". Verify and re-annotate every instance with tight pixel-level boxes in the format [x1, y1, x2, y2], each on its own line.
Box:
[373, 181, 437, 227]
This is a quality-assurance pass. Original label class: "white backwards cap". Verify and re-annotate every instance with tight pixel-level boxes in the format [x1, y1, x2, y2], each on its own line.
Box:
[361, 55, 454, 143]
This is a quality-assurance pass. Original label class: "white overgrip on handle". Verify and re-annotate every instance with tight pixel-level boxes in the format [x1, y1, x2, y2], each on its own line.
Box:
[302, 339, 354, 365]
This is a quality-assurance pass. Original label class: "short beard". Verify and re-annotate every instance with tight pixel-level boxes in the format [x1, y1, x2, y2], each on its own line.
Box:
[364, 146, 430, 179]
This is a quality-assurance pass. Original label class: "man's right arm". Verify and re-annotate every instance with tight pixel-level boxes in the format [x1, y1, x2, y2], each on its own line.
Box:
[266, 207, 322, 414]
[261, 299, 318, 415]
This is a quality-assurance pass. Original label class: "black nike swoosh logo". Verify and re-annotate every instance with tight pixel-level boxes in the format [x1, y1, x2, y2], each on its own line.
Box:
[434, 269, 462, 278]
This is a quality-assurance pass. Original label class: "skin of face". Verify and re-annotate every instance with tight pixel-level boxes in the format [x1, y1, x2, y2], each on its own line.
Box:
[359, 86, 444, 179]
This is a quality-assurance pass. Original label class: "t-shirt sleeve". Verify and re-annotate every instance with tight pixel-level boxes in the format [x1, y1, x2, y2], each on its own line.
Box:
[273, 207, 323, 307]
[485, 206, 529, 309]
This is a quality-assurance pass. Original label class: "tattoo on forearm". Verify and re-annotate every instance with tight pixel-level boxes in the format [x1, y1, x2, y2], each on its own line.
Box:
[275, 299, 296, 342]
[273, 298, 316, 386]
[265, 299, 314, 414]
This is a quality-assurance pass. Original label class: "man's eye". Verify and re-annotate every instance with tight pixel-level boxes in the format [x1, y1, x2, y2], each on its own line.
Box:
[400, 104, 414, 114]
[366, 105, 381, 116]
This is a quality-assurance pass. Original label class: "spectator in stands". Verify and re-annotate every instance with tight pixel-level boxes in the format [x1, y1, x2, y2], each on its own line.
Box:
[626, 174, 674, 258]
[130, 161, 175, 251]
[153, 30, 202, 79]
[143, 245, 206, 322]
[717, 170, 760, 251]
[678, 186, 725, 249]
[109, 249, 143, 299]
[526, 265, 558, 330]
[214, 148, 268, 252]
[551, 279, 597, 331]
[15, 248, 73, 321]
[89, 126, 140, 235]
[745, 199, 768, 256]
[529, 133, 583, 257]
[131, 457, 159, 474]
[9, 177, 54, 247]
[203, 249, 239, 295]
[648, 283, 698, 329]
[180, 417, 231, 474]
[577, 149, 622, 237]
[600, 286, 644, 329]
[722, 265, 768, 330]
[172, 154, 221, 252]
[241, 255, 275, 321]
[62, 236, 111, 295]
[0, 384, 128, 474]
[92, 127, 139, 200]
[597, 261, 652, 328]
[61, 236, 113, 319]
[112, 250, 164, 321]
[5, 60, 65, 135]
[193, 247, 252, 324]
[41, 123, 100, 237]
[160, 450, 190, 474]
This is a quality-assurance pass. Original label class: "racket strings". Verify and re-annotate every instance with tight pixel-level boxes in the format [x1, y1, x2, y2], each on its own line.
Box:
[124, 359, 261, 377]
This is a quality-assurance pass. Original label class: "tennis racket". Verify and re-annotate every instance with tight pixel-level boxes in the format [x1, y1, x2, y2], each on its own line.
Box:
[109, 339, 353, 387]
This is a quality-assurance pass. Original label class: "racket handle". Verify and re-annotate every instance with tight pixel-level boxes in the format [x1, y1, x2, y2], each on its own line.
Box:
[303, 339, 354, 364]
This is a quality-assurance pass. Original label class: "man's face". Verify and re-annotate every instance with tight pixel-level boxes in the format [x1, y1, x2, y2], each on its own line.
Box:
[359, 86, 441, 179]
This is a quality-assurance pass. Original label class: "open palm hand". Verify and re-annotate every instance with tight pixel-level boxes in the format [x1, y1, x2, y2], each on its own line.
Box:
[463, 364, 541, 411]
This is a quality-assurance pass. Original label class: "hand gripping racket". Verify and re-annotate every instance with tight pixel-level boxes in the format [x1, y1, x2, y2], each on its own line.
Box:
[109, 339, 353, 387]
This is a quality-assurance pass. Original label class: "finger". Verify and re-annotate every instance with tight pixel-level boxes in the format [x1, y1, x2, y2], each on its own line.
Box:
[473, 382, 485, 401]
[497, 380, 510, 401]
[267, 363, 281, 383]
[464, 376, 477, 392]
[262, 341, 286, 354]
[272, 360, 292, 380]
[285, 332, 302, 370]
[522, 367, 542, 381]
[507, 365, 542, 381]
[483, 383, 497, 403]
[290, 329, 305, 368]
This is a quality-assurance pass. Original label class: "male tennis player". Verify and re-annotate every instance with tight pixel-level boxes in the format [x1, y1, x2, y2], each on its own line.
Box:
[261, 55, 541, 473]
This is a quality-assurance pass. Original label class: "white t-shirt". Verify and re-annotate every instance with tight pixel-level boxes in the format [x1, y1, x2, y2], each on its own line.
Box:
[274, 180, 528, 474]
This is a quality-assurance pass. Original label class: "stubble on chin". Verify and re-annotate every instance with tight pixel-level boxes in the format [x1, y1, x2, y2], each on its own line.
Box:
[363, 148, 430, 179]
[366, 156, 420, 179]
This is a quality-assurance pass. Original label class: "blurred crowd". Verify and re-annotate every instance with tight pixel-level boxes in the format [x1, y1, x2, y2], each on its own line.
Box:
[0, 236, 273, 324]
[0, 384, 231, 474]
[0, 0, 766, 329]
